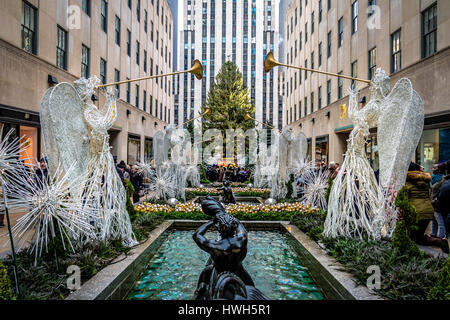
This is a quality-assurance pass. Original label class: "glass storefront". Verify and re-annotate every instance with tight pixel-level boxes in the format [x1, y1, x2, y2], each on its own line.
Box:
[315, 135, 329, 165]
[307, 138, 312, 161]
[127, 134, 141, 165]
[1, 122, 39, 167]
[144, 138, 153, 162]
[20, 125, 39, 166]
[416, 127, 450, 173]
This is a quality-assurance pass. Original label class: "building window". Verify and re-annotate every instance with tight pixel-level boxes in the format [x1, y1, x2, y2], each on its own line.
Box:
[128, 0, 132, 9]
[22, 1, 37, 54]
[81, 45, 90, 78]
[151, 21, 154, 42]
[318, 86, 322, 110]
[127, 29, 131, 56]
[328, 0, 332, 11]
[327, 80, 331, 105]
[368, 47, 377, 80]
[145, 138, 153, 161]
[150, 95, 153, 114]
[352, 1, 358, 34]
[115, 16, 121, 46]
[135, 85, 140, 108]
[143, 91, 147, 111]
[144, 10, 148, 32]
[338, 72, 343, 99]
[338, 17, 343, 47]
[100, 58, 107, 84]
[304, 59, 308, 80]
[126, 79, 131, 103]
[319, 0, 323, 22]
[311, 12, 315, 33]
[305, 23, 308, 43]
[82, 0, 91, 16]
[101, 0, 108, 33]
[56, 26, 68, 70]
[137, 0, 141, 22]
[127, 135, 141, 165]
[311, 92, 314, 113]
[422, 3, 437, 58]
[391, 30, 401, 73]
[318, 42, 322, 66]
[136, 41, 140, 65]
[351, 60, 357, 88]
[327, 31, 332, 57]
[114, 69, 120, 97]
[304, 97, 307, 117]
[144, 50, 147, 72]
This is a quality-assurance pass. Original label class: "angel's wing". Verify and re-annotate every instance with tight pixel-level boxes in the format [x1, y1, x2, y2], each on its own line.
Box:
[40, 83, 89, 189]
[291, 132, 308, 166]
[378, 78, 424, 192]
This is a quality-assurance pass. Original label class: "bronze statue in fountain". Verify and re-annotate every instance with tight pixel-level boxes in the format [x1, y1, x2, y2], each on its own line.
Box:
[192, 196, 268, 300]
[218, 180, 236, 204]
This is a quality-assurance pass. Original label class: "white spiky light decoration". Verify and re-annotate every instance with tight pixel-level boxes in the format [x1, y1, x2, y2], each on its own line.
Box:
[299, 169, 330, 210]
[6, 163, 96, 263]
[149, 166, 177, 200]
[136, 161, 154, 178]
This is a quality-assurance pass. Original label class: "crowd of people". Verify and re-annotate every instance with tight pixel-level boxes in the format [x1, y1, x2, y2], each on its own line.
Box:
[205, 164, 250, 183]
[115, 159, 144, 203]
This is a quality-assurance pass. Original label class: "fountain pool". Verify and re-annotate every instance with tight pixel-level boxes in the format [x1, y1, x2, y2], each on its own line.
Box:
[127, 230, 324, 300]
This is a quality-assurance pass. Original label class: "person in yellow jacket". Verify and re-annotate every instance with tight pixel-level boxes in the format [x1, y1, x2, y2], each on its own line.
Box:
[406, 162, 449, 253]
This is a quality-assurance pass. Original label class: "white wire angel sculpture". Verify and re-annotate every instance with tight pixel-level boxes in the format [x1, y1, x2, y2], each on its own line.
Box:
[40, 76, 136, 246]
[324, 68, 424, 240]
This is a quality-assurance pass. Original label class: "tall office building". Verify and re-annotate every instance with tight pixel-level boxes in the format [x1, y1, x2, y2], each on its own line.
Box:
[177, 0, 281, 129]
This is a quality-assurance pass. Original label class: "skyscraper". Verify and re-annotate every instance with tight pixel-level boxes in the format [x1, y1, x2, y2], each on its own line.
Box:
[177, 0, 281, 129]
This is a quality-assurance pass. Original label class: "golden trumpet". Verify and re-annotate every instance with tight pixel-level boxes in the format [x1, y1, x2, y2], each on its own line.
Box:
[244, 113, 278, 131]
[264, 51, 371, 84]
[177, 108, 211, 128]
[97, 59, 203, 89]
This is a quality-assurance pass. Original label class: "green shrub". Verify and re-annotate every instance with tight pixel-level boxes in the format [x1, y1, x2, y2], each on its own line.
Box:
[427, 258, 450, 300]
[393, 186, 422, 257]
[324, 175, 334, 204]
[0, 261, 13, 300]
[125, 179, 138, 221]
[152, 208, 301, 221]
[392, 220, 423, 258]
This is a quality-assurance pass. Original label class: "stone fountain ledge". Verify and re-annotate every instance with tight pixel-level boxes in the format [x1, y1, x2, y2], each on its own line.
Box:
[66, 220, 382, 300]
